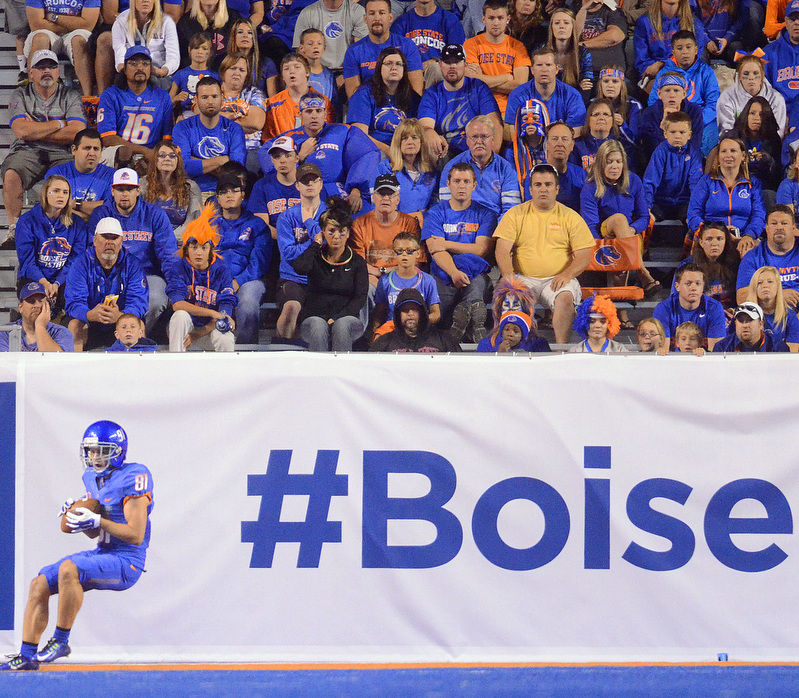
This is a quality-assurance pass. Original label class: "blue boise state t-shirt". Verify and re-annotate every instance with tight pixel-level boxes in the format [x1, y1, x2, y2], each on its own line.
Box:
[171, 67, 220, 111]
[342, 32, 423, 83]
[392, 6, 465, 62]
[346, 86, 419, 145]
[417, 77, 499, 154]
[45, 161, 114, 205]
[653, 293, 727, 344]
[375, 269, 440, 314]
[26, 0, 100, 15]
[421, 201, 496, 284]
[249, 173, 301, 228]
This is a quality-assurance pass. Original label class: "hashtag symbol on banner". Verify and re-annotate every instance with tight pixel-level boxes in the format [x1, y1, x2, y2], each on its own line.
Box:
[241, 450, 348, 568]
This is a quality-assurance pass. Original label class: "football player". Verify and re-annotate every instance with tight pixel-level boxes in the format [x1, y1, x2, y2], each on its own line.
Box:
[1, 421, 154, 670]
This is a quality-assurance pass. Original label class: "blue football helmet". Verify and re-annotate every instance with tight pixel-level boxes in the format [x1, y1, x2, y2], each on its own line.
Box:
[80, 421, 127, 474]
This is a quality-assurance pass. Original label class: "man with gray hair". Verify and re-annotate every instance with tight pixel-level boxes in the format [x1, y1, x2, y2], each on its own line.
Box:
[1, 49, 86, 247]
[438, 115, 520, 219]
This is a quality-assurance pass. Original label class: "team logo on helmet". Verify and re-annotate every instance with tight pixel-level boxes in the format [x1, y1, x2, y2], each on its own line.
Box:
[374, 106, 406, 136]
[594, 245, 622, 267]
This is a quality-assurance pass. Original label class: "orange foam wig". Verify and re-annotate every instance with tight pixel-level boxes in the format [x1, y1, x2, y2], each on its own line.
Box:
[181, 204, 221, 259]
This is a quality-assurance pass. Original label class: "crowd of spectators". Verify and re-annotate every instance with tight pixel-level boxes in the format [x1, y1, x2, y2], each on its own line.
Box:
[3, 0, 799, 354]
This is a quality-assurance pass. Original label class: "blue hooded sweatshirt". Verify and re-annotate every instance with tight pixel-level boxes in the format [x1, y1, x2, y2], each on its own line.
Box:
[16, 203, 88, 285]
[642, 140, 704, 209]
[275, 200, 328, 284]
[764, 28, 799, 111]
[214, 210, 272, 287]
[165, 256, 238, 328]
[88, 198, 179, 278]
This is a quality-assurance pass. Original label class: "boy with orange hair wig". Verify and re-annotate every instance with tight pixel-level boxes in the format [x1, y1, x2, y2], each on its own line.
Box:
[166, 204, 238, 352]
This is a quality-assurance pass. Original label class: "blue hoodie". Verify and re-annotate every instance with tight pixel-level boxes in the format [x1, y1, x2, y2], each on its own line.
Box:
[16, 204, 88, 285]
[165, 256, 238, 328]
[580, 172, 650, 238]
[764, 28, 799, 110]
[88, 198, 179, 278]
[687, 174, 766, 238]
[65, 247, 149, 324]
[275, 200, 328, 284]
[648, 57, 721, 126]
[214, 210, 272, 287]
[642, 140, 704, 209]
[633, 13, 709, 76]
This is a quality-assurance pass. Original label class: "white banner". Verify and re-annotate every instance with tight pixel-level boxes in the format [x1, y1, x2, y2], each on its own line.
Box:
[3, 353, 799, 662]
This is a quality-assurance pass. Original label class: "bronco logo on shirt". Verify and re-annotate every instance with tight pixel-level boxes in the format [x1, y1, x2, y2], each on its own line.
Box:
[39, 237, 72, 269]
[198, 136, 227, 159]
[325, 21, 343, 39]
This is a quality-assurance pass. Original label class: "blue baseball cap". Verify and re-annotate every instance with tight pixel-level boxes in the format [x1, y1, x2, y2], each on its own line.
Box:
[124, 45, 151, 62]
[787, 0, 799, 16]
[19, 282, 46, 301]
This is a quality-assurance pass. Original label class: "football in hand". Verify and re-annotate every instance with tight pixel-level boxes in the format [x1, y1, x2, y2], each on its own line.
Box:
[61, 498, 102, 533]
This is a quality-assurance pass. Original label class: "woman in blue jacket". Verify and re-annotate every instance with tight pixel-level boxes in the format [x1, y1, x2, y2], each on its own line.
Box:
[686, 135, 766, 256]
[376, 119, 438, 226]
[16, 175, 87, 309]
[580, 140, 660, 307]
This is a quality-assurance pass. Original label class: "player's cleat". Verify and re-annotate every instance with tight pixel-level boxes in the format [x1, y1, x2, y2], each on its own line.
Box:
[34, 638, 71, 663]
[0, 654, 39, 671]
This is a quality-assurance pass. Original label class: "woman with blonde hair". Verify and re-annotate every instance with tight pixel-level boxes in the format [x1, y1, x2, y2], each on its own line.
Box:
[636, 317, 666, 353]
[375, 118, 437, 225]
[177, 0, 241, 69]
[746, 266, 799, 351]
[141, 140, 202, 239]
[112, 0, 180, 90]
[547, 8, 592, 93]
[580, 140, 660, 304]
[16, 175, 87, 304]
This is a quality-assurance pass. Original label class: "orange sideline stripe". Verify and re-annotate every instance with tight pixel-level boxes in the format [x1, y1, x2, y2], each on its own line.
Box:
[39, 661, 799, 672]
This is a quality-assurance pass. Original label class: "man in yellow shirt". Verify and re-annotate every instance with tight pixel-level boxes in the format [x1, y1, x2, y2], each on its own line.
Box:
[494, 163, 594, 343]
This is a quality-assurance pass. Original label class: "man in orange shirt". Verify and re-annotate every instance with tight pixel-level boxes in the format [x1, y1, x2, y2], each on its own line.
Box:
[351, 173, 423, 290]
[263, 53, 335, 141]
[463, 0, 531, 119]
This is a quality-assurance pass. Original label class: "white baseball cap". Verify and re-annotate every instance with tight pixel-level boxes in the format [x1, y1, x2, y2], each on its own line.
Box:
[112, 168, 139, 187]
[268, 136, 295, 154]
[31, 50, 59, 68]
[95, 217, 124, 237]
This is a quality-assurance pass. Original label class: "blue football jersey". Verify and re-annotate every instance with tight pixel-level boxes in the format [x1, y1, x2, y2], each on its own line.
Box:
[97, 85, 174, 150]
[81, 461, 154, 568]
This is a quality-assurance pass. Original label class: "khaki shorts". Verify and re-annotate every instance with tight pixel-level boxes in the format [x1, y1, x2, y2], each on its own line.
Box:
[1, 147, 72, 190]
[518, 275, 581, 310]
[24, 28, 92, 64]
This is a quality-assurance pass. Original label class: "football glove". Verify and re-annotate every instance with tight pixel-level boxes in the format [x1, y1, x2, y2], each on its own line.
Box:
[65, 507, 101, 532]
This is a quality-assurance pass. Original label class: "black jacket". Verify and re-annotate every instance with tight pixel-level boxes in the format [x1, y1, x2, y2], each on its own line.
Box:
[370, 288, 461, 353]
[291, 242, 368, 322]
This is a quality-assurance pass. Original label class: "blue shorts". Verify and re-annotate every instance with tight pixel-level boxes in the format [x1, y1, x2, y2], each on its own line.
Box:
[39, 549, 142, 593]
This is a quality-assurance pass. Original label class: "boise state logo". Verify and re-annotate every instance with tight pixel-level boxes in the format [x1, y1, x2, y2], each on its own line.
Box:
[198, 136, 226, 159]
[594, 245, 621, 267]
[739, 189, 750, 199]
[374, 106, 406, 136]
[325, 21, 343, 39]
[39, 237, 72, 269]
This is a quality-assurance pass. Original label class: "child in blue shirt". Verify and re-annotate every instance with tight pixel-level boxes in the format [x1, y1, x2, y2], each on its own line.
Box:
[643, 111, 703, 220]
[170, 33, 220, 118]
[373, 231, 441, 336]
